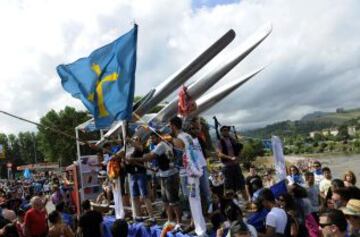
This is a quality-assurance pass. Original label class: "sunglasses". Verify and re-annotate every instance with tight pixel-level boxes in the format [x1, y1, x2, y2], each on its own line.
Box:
[319, 223, 333, 228]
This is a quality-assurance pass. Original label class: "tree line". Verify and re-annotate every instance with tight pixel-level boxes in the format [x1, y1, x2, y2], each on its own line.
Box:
[0, 107, 89, 177]
[0, 105, 267, 178]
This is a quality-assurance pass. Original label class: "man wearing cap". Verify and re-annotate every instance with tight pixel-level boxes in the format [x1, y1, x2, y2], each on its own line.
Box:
[216, 125, 247, 201]
[342, 199, 360, 236]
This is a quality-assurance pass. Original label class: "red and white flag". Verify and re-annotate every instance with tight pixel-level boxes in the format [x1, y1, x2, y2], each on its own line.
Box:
[178, 85, 197, 117]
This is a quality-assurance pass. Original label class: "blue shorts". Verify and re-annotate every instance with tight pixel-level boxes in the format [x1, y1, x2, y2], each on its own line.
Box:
[129, 173, 148, 198]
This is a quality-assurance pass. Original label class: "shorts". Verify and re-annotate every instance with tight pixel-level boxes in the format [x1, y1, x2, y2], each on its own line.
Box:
[129, 173, 148, 198]
[223, 165, 245, 192]
[160, 174, 180, 205]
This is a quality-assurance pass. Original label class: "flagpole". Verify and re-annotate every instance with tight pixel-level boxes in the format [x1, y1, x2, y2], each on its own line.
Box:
[0, 110, 94, 147]
[112, 120, 127, 220]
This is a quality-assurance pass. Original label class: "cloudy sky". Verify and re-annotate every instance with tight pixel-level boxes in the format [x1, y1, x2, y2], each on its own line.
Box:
[0, 0, 359, 134]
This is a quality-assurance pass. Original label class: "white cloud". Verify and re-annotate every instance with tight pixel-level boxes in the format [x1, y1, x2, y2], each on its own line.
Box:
[0, 0, 359, 134]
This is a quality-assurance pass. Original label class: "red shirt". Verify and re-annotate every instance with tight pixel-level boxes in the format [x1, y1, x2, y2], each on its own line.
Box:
[24, 208, 47, 236]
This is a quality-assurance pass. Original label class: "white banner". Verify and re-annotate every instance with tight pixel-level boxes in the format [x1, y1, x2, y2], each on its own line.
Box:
[271, 136, 287, 181]
[112, 178, 125, 219]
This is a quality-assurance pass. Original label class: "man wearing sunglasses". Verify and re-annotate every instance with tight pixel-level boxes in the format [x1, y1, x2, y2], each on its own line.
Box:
[319, 209, 348, 237]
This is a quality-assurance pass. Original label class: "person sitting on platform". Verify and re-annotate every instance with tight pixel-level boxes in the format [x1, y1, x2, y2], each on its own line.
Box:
[246, 165, 262, 202]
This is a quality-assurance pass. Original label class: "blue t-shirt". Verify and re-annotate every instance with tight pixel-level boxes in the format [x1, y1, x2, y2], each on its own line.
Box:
[62, 212, 73, 228]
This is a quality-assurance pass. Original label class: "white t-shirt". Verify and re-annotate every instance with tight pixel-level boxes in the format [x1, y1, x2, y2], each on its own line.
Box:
[319, 178, 332, 196]
[152, 141, 178, 177]
[314, 172, 324, 186]
[177, 132, 203, 177]
[266, 207, 287, 234]
[152, 141, 173, 159]
[43, 184, 50, 192]
[247, 224, 258, 237]
[192, 138, 207, 168]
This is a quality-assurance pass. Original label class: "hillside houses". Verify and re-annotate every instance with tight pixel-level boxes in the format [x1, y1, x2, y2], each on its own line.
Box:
[309, 126, 357, 138]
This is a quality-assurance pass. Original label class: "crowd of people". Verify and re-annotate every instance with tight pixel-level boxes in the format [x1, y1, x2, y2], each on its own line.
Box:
[0, 115, 359, 237]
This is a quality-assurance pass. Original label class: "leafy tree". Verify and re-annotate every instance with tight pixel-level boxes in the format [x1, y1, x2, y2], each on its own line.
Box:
[7, 134, 22, 165]
[0, 133, 9, 158]
[0, 133, 10, 178]
[337, 125, 350, 141]
[328, 141, 336, 152]
[241, 139, 264, 162]
[314, 132, 325, 142]
[37, 106, 89, 166]
[18, 132, 43, 164]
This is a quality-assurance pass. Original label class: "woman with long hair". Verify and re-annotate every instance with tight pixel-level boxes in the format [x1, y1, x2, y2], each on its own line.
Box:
[343, 170, 357, 187]
[287, 165, 304, 186]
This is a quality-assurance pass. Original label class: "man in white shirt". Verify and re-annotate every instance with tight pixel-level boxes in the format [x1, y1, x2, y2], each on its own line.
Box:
[320, 167, 332, 200]
[169, 116, 207, 237]
[186, 118, 213, 214]
[312, 161, 324, 186]
[258, 189, 287, 237]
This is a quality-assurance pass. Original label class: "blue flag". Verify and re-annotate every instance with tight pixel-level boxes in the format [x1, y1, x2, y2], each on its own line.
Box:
[270, 179, 287, 199]
[57, 25, 137, 128]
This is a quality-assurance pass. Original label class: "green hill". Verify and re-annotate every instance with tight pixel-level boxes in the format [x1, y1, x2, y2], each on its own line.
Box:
[243, 108, 360, 139]
[242, 120, 335, 139]
[301, 108, 360, 125]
